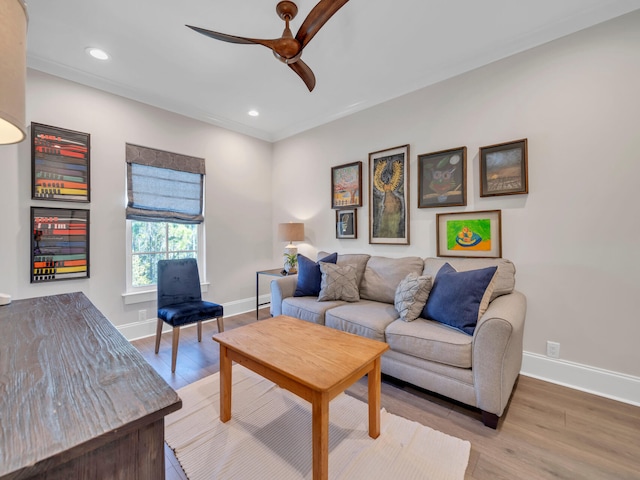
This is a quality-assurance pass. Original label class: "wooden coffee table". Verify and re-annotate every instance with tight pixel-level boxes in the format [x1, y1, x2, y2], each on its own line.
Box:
[212, 315, 389, 480]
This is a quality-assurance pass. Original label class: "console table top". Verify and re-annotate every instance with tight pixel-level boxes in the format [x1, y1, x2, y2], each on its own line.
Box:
[0, 292, 181, 479]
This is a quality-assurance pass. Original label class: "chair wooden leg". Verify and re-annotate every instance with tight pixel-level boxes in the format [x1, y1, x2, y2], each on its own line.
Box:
[154, 318, 163, 354]
[217, 316, 224, 333]
[171, 326, 180, 373]
[197, 321, 202, 342]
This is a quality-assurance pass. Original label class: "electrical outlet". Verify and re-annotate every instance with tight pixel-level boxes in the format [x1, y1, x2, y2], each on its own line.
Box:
[546, 341, 560, 359]
[138, 309, 146, 322]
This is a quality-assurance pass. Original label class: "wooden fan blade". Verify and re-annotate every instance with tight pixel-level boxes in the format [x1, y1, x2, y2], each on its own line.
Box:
[295, 0, 350, 49]
[288, 59, 316, 92]
[186, 25, 278, 50]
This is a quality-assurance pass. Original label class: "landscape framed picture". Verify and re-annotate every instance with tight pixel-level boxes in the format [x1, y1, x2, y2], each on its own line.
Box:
[369, 144, 410, 245]
[336, 209, 357, 239]
[31, 206, 90, 283]
[436, 210, 502, 258]
[479, 138, 528, 197]
[331, 161, 362, 208]
[418, 146, 467, 208]
[31, 122, 91, 202]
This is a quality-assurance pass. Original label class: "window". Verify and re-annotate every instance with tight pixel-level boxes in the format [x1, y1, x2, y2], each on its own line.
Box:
[130, 221, 199, 287]
[125, 144, 206, 295]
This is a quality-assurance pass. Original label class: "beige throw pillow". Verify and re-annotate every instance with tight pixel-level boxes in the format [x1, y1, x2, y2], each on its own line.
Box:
[318, 262, 360, 302]
[394, 272, 433, 322]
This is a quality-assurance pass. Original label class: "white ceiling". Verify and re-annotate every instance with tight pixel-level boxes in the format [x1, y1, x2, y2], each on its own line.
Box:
[25, 0, 640, 142]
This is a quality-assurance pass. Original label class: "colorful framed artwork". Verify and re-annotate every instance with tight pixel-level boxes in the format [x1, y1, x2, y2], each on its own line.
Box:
[331, 161, 362, 209]
[479, 138, 528, 197]
[369, 144, 410, 245]
[418, 146, 467, 208]
[436, 210, 502, 258]
[31, 122, 91, 202]
[336, 209, 357, 239]
[31, 206, 90, 283]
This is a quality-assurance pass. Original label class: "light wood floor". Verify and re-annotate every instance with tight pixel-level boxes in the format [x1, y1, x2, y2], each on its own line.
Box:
[131, 309, 640, 480]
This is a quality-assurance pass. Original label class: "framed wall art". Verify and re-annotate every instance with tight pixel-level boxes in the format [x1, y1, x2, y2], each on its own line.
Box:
[479, 138, 528, 197]
[31, 206, 90, 283]
[436, 210, 502, 258]
[31, 122, 91, 202]
[418, 146, 467, 208]
[369, 144, 410, 245]
[336, 209, 357, 239]
[331, 161, 362, 208]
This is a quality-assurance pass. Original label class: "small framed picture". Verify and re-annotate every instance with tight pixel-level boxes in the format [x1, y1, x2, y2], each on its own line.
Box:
[369, 144, 410, 245]
[418, 146, 467, 208]
[31, 206, 90, 283]
[336, 209, 357, 239]
[31, 122, 91, 202]
[331, 161, 363, 209]
[436, 210, 502, 258]
[479, 139, 528, 197]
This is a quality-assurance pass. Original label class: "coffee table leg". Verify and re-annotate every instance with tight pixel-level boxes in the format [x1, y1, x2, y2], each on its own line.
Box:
[311, 391, 329, 480]
[220, 345, 232, 422]
[368, 357, 382, 438]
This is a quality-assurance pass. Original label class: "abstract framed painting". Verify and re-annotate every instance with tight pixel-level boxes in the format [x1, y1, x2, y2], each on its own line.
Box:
[31, 122, 91, 202]
[436, 210, 502, 258]
[418, 146, 467, 208]
[331, 161, 362, 209]
[336, 209, 357, 239]
[31, 206, 90, 283]
[369, 144, 410, 245]
[479, 138, 528, 197]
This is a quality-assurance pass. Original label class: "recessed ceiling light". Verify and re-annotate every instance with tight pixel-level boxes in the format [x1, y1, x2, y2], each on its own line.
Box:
[248, 110, 259, 117]
[86, 47, 109, 60]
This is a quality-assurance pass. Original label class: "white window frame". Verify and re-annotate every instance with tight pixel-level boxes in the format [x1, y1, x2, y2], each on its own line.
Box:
[122, 220, 207, 305]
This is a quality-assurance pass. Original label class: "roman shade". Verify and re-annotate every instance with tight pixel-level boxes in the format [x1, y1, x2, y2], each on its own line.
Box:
[126, 143, 205, 224]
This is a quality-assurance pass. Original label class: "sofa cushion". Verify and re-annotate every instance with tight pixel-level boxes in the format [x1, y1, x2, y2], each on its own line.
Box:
[385, 318, 473, 368]
[360, 256, 424, 304]
[325, 300, 399, 342]
[394, 273, 433, 322]
[423, 257, 515, 301]
[422, 263, 498, 335]
[318, 262, 360, 302]
[318, 251, 370, 288]
[294, 252, 337, 297]
[282, 297, 345, 325]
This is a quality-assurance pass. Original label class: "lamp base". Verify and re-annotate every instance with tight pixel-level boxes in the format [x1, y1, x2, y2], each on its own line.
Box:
[284, 244, 297, 256]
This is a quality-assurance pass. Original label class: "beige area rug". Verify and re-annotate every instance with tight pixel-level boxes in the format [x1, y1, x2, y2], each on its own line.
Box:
[165, 365, 470, 480]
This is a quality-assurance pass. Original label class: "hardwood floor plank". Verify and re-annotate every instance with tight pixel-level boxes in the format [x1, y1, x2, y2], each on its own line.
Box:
[132, 308, 640, 480]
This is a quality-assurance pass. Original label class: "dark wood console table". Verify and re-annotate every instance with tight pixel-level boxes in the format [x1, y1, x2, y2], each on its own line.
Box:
[0, 292, 182, 480]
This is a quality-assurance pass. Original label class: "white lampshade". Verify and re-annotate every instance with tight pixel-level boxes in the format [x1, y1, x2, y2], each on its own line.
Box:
[0, 0, 28, 145]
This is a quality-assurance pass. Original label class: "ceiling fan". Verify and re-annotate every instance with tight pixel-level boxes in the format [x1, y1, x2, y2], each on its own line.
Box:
[186, 0, 350, 92]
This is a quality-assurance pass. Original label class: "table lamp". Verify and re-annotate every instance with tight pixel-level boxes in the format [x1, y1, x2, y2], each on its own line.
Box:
[278, 222, 304, 256]
[0, 0, 28, 145]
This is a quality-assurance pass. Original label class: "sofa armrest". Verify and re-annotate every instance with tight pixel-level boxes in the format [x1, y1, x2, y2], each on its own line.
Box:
[472, 290, 526, 418]
[269, 275, 298, 317]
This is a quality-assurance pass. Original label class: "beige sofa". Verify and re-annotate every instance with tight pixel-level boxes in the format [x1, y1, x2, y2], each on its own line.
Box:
[270, 252, 526, 428]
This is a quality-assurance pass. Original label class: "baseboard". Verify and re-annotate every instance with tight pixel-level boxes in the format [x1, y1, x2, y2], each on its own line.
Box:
[521, 352, 640, 407]
[119, 295, 265, 341]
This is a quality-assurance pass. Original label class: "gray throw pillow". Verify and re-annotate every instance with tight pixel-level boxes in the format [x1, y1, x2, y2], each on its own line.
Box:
[318, 262, 360, 302]
[394, 272, 433, 322]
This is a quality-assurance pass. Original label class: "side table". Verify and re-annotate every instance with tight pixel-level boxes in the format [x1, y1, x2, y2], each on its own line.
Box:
[256, 268, 287, 319]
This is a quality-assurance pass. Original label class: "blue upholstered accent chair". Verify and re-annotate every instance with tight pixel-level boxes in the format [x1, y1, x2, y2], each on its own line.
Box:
[155, 258, 224, 372]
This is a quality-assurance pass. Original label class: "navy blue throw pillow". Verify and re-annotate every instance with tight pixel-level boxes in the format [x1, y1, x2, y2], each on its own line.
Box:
[421, 262, 498, 335]
[294, 252, 338, 297]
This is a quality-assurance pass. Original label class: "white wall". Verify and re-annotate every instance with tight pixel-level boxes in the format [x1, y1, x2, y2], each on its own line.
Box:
[0, 70, 274, 338]
[272, 12, 640, 399]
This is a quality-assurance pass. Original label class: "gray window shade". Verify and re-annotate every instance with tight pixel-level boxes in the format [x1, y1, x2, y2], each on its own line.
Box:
[126, 144, 205, 224]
